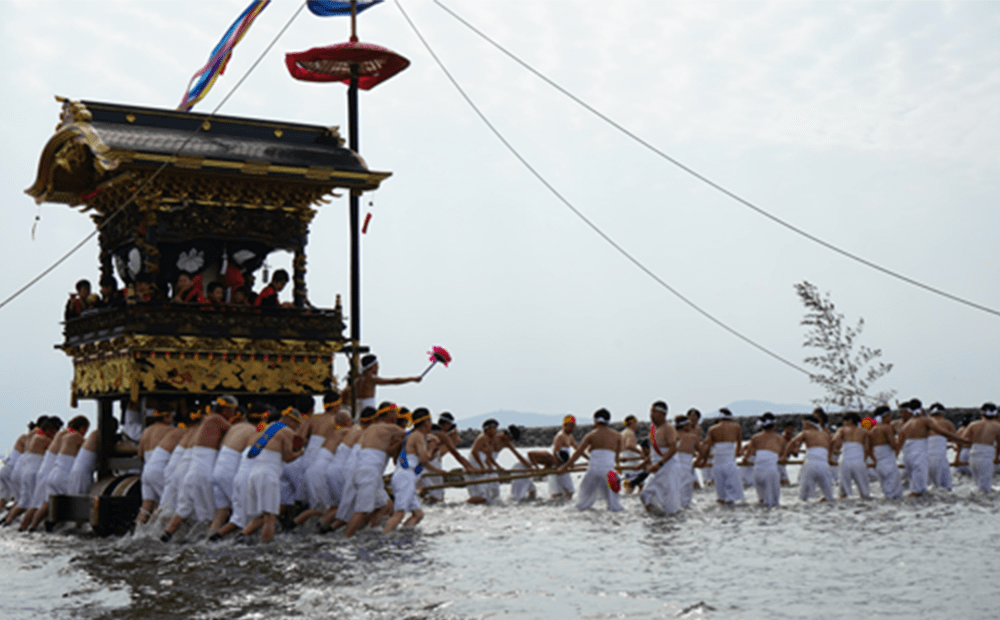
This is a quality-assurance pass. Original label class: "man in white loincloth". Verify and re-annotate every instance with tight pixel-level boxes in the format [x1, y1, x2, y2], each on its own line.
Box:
[495, 425, 537, 501]
[898, 401, 967, 496]
[697, 408, 744, 504]
[241, 408, 305, 542]
[294, 406, 353, 526]
[135, 409, 176, 526]
[5, 416, 60, 527]
[964, 403, 1000, 493]
[19, 417, 68, 530]
[926, 403, 955, 491]
[778, 422, 796, 485]
[210, 403, 272, 541]
[279, 395, 321, 514]
[384, 408, 447, 532]
[27, 415, 91, 531]
[420, 412, 478, 504]
[318, 406, 377, 534]
[639, 402, 682, 515]
[0, 419, 40, 509]
[558, 409, 623, 512]
[343, 404, 406, 537]
[161, 396, 239, 541]
[467, 419, 504, 504]
[867, 406, 902, 499]
[782, 415, 835, 502]
[831, 413, 871, 499]
[618, 415, 644, 494]
[740, 413, 783, 507]
[549, 415, 580, 499]
[208, 405, 259, 536]
[673, 416, 699, 507]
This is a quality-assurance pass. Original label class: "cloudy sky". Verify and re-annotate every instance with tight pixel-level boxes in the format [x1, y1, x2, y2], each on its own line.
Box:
[1, 0, 998, 448]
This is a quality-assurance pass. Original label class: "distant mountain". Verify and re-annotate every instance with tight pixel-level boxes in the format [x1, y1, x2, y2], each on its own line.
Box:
[456, 401, 814, 429]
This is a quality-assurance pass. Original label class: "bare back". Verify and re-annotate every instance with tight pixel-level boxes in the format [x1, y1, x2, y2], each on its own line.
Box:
[194, 413, 231, 449]
[967, 419, 1000, 446]
[138, 421, 174, 457]
[707, 420, 742, 444]
[746, 430, 784, 456]
[584, 425, 623, 452]
[340, 425, 365, 449]
[155, 427, 186, 453]
[869, 423, 896, 449]
[306, 413, 339, 442]
[221, 421, 258, 451]
[27, 433, 51, 455]
[901, 416, 933, 440]
[48, 430, 68, 454]
[929, 415, 956, 436]
[359, 421, 406, 453]
[60, 431, 86, 457]
[801, 428, 832, 450]
[82, 429, 100, 452]
[180, 424, 201, 449]
[321, 426, 352, 453]
[677, 429, 700, 455]
[621, 427, 640, 452]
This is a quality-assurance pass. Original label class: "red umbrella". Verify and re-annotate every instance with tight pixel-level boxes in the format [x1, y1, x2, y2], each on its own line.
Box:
[285, 41, 409, 90]
[420, 346, 452, 379]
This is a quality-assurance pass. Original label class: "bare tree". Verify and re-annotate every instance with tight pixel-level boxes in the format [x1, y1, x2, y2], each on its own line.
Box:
[795, 281, 895, 410]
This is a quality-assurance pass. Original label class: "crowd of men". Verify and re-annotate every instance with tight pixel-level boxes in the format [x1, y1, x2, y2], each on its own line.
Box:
[2, 392, 999, 539]
[546, 398, 1000, 514]
[64, 268, 292, 320]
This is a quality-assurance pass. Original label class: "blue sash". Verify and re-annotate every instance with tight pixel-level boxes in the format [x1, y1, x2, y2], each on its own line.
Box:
[248, 422, 286, 458]
[399, 431, 424, 475]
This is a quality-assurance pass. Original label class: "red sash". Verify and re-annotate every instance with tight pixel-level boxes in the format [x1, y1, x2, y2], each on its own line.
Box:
[650, 424, 662, 456]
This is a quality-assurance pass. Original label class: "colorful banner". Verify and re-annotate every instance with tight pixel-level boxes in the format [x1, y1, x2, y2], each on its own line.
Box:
[178, 0, 271, 112]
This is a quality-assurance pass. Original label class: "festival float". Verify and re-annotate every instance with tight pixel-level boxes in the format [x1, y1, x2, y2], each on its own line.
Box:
[23, 0, 404, 534]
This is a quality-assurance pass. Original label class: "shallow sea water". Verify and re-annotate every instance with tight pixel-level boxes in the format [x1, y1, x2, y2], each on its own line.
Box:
[2, 452, 998, 620]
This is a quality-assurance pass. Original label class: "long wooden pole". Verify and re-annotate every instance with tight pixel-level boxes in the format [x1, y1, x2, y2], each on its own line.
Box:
[417, 464, 648, 491]
[347, 45, 361, 421]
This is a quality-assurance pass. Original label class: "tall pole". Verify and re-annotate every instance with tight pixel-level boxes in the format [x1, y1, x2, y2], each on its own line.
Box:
[347, 2, 361, 419]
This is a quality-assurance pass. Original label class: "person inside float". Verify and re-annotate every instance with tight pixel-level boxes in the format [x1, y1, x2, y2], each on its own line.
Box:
[64, 278, 99, 320]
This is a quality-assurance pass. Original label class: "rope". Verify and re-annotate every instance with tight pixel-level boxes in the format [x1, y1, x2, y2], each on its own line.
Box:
[395, 0, 814, 377]
[431, 0, 1000, 320]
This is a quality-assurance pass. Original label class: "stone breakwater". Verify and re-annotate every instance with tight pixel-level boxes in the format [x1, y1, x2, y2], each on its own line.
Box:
[452, 409, 983, 449]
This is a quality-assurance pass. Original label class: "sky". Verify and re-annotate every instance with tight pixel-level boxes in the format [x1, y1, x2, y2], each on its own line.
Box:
[1, 0, 998, 449]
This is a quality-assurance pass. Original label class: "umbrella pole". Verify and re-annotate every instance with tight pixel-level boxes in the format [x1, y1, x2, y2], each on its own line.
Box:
[348, 61, 361, 420]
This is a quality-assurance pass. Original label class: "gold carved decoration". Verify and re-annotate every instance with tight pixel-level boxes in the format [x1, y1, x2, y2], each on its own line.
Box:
[26, 121, 119, 205]
[55, 96, 93, 129]
[67, 334, 340, 400]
